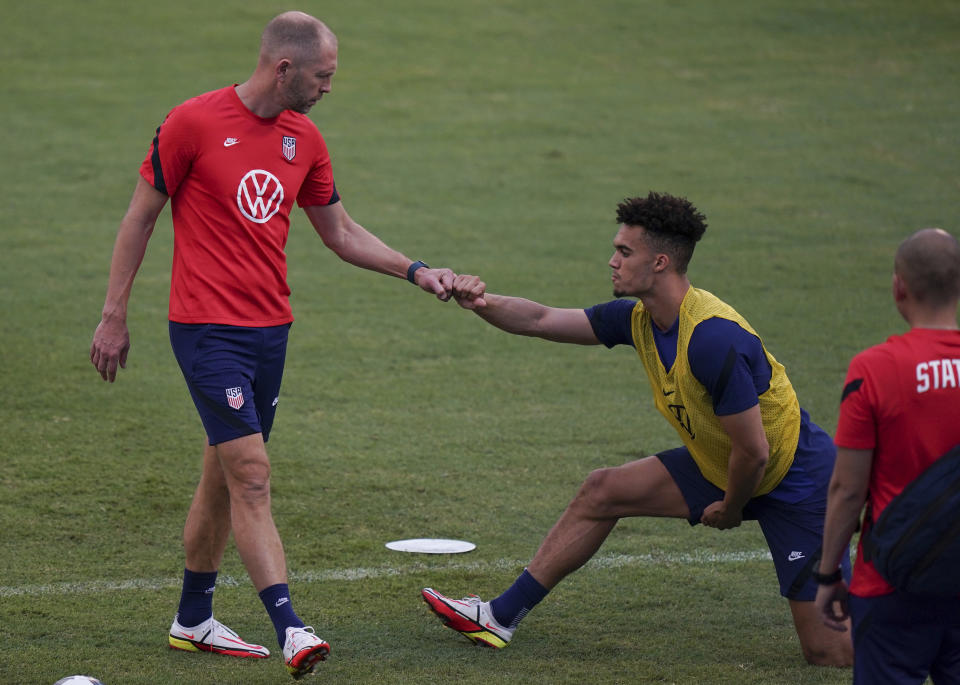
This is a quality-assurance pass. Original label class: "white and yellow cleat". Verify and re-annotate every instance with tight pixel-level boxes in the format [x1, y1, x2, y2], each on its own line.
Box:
[421, 588, 515, 648]
[168, 615, 270, 659]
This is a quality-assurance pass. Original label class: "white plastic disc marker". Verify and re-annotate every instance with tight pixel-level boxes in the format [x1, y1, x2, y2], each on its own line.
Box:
[385, 538, 476, 554]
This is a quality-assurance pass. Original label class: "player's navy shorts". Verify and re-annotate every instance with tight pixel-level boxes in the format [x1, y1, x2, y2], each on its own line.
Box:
[169, 322, 290, 446]
[656, 445, 851, 600]
[849, 591, 960, 684]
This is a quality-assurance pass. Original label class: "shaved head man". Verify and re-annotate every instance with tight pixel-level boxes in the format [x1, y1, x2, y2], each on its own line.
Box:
[91, 10, 456, 679]
[817, 227, 960, 684]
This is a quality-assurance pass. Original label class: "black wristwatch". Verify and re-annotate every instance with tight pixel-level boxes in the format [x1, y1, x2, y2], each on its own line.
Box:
[812, 568, 843, 585]
[406, 260, 428, 284]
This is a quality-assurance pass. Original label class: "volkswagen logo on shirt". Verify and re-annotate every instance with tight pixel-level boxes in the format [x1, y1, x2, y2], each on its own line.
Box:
[237, 169, 284, 224]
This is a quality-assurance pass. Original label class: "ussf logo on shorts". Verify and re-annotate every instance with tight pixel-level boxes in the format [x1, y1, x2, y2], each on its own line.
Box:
[225, 387, 245, 410]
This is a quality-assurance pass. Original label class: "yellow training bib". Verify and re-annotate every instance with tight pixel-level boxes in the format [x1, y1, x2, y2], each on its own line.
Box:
[631, 287, 799, 495]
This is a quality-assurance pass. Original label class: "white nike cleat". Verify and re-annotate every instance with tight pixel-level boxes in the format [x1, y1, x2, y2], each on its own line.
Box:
[168, 615, 270, 658]
[421, 588, 515, 648]
[283, 626, 330, 680]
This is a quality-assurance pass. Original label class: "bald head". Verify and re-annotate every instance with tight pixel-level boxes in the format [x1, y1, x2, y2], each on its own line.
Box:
[895, 228, 960, 308]
[259, 11, 336, 66]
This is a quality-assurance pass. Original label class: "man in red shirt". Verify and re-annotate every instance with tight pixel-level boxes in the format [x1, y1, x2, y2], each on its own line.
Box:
[90, 11, 454, 680]
[815, 228, 960, 683]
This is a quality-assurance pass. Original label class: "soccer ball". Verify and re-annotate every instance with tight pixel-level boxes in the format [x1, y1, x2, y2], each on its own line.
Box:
[53, 677, 104, 685]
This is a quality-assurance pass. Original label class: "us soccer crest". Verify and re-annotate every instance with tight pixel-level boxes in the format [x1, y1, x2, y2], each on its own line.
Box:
[225, 387, 244, 410]
[282, 136, 296, 161]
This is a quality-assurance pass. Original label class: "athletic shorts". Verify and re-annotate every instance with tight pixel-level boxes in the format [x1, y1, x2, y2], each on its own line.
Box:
[169, 322, 290, 446]
[849, 591, 960, 685]
[656, 446, 851, 600]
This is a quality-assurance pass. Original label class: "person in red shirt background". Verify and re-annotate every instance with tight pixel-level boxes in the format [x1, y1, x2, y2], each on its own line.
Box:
[90, 11, 455, 680]
[815, 227, 960, 684]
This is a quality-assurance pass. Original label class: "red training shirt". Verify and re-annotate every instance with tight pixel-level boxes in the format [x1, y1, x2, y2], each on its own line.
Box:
[140, 86, 339, 326]
[835, 327, 960, 597]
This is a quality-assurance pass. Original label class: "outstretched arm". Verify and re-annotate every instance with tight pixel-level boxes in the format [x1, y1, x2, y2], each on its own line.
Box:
[90, 176, 168, 382]
[304, 202, 453, 300]
[452, 274, 600, 345]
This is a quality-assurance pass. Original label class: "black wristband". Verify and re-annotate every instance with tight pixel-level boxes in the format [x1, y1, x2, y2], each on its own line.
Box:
[812, 568, 843, 585]
[406, 260, 428, 284]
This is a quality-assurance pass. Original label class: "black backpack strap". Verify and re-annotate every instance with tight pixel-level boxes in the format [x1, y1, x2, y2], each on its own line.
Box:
[860, 501, 875, 562]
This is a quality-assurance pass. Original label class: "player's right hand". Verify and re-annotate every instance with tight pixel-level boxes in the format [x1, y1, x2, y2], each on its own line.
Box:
[452, 274, 487, 310]
[90, 317, 130, 382]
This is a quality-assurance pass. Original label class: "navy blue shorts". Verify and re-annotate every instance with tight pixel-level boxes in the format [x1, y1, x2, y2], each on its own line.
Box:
[850, 591, 960, 684]
[656, 446, 851, 600]
[169, 322, 290, 446]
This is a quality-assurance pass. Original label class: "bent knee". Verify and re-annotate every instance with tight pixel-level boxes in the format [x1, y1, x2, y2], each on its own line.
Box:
[790, 599, 853, 668]
[801, 635, 853, 668]
[573, 467, 622, 517]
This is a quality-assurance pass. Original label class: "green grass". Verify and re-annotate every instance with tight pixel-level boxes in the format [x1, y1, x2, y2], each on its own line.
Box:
[1, 0, 957, 682]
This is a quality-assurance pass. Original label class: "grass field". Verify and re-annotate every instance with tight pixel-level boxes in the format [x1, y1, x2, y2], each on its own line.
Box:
[1, 0, 957, 683]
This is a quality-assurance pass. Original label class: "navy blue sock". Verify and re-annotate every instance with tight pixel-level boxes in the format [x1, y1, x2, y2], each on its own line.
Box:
[259, 583, 305, 648]
[489, 568, 550, 629]
[176, 568, 218, 627]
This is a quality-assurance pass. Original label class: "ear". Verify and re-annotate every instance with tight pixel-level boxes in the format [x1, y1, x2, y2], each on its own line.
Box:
[653, 253, 670, 273]
[892, 272, 908, 303]
[275, 59, 292, 81]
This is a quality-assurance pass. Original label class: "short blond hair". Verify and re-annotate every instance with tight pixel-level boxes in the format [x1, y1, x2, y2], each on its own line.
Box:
[260, 11, 335, 65]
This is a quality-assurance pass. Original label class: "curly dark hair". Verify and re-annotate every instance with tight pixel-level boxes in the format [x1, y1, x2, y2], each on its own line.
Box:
[615, 192, 707, 274]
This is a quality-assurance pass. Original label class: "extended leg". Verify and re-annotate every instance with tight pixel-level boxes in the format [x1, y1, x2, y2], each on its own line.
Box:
[423, 456, 689, 647]
[528, 456, 689, 588]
